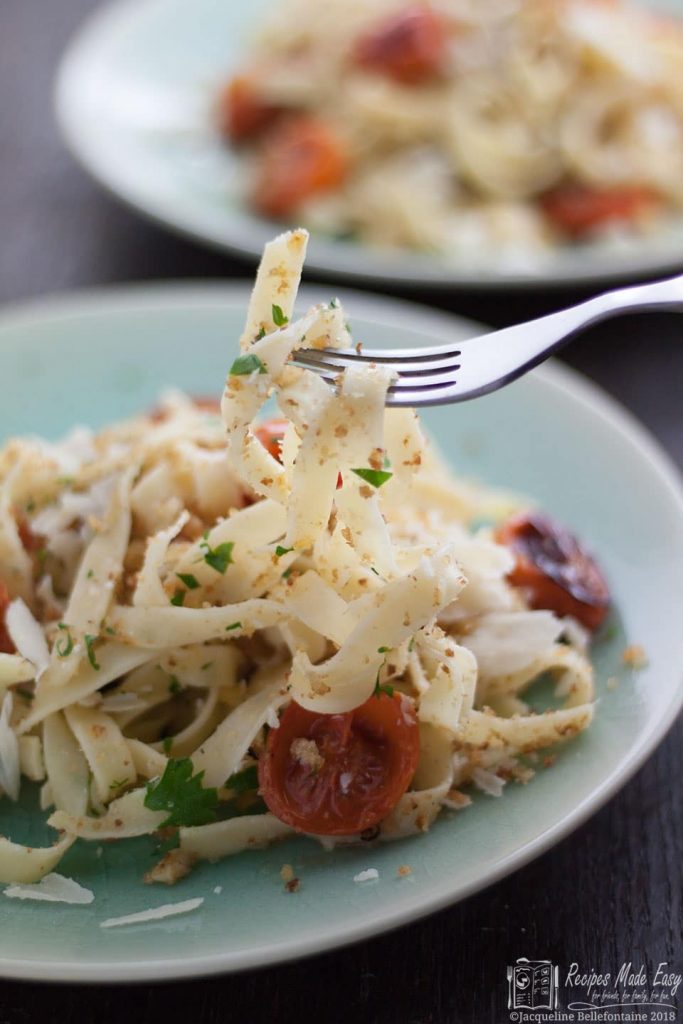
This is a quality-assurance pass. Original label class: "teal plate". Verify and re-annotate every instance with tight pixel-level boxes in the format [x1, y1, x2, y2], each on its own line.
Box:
[54, 0, 683, 289]
[0, 285, 681, 981]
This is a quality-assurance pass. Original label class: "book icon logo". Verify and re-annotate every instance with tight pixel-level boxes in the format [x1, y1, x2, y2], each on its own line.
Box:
[507, 958, 559, 1011]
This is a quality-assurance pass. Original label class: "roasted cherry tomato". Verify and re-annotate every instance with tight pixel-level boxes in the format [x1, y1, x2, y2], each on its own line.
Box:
[252, 115, 348, 219]
[254, 418, 289, 462]
[540, 184, 657, 238]
[0, 581, 14, 655]
[15, 516, 42, 555]
[258, 691, 420, 835]
[352, 4, 448, 84]
[495, 513, 610, 630]
[217, 75, 281, 143]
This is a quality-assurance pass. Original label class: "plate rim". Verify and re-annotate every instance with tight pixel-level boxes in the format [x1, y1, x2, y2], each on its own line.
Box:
[53, 0, 683, 291]
[0, 282, 681, 983]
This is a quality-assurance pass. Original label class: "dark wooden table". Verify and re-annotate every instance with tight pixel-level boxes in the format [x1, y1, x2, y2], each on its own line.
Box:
[1, 2, 681, 1021]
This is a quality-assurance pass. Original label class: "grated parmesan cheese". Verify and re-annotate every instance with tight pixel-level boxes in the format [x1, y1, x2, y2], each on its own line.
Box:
[3, 872, 94, 904]
[353, 868, 379, 883]
[100, 897, 204, 928]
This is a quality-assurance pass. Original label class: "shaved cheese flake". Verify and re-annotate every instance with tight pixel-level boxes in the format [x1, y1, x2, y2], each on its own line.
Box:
[6, 599, 49, 679]
[3, 872, 94, 904]
[100, 897, 204, 929]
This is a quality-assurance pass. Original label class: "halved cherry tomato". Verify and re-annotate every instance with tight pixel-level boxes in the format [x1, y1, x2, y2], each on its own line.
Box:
[495, 513, 610, 631]
[254, 418, 289, 461]
[0, 581, 14, 655]
[352, 4, 448, 84]
[217, 75, 281, 143]
[252, 115, 348, 219]
[540, 184, 658, 238]
[259, 691, 420, 835]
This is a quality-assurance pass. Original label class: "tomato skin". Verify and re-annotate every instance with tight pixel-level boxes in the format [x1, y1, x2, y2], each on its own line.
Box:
[495, 513, 610, 631]
[259, 692, 420, 835]
[353, 4, 448, 84]
[218, 75, 280, 143]
[252, 115, 348, 219]
[0, 581, 14, 655]
[540, 184, 658, 238]
[254, 418, 289, 462]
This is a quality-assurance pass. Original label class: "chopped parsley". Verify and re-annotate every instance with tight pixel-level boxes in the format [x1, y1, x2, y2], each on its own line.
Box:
[84, 634, 100, 671]
[55, 623, 74, 657]
[199, 535, 234, 575]
[282, 567, 294, 580]
[105, 626, 116, 637]
[229, 353, 267, 376]
[109, 778, 128, 791]
[255, 327, 266, 340]
[408, 636, 416, 653]
[225, 765, 259, 794]
[200, 662, 213, 671]
[170, 588, 185, 607]
[373, 680, 394, 700]
[143, 757, 219, 828]
[272, 304, 288, 327]
[377, 646, 390, 654]
[351, 467, 393, 489]
[162, 736, 173, 755]
[225, 622, 242, 632]
[275, 545, 293, 558]
[168, 676, 182, 696]
[176, 572, 199, 590]
[86, 569, 94, 580]
[329, 298, 339, 309]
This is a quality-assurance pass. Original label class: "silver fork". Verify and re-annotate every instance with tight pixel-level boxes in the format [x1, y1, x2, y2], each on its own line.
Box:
[292, 273, 683, 406]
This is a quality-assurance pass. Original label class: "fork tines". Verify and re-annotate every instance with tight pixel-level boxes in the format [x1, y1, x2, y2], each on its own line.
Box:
[291, 346, 462, 407]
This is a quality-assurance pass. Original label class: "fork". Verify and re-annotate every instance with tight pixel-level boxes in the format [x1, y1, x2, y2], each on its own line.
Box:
[292, 273, 683, 406]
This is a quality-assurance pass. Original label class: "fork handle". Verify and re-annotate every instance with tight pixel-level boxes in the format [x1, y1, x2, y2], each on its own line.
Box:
[581, 271, 683, 322]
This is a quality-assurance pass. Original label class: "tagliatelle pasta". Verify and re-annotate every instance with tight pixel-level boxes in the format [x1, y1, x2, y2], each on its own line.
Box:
[0, 228, 603, 886]
[220, 0, 683, 268]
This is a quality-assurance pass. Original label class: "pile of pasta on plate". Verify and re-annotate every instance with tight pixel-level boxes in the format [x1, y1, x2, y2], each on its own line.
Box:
[0, 229, 609, 888]
[219, 0, 683, 264]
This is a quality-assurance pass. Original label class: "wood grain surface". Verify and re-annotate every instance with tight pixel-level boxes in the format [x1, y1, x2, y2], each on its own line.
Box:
[0, 2, 681, 1021]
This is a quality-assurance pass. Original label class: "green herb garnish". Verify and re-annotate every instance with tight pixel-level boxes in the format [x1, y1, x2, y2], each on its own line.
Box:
[225, 765, 259, 794]
[377, 646, 390, 654]
[225, 622, 242, 632]
[55, 623, 74, 657]
[109, 778, 128, 791]
[329, 298, 339, 309]
[272, 304, 288, 327]
[229, 353, 267, 376]
[275, 545, 293, 558]
[373, 680, 394, 700]
[162, 737, 173, 755]
[168, 676, 182, 696]
[170, 588, 185, 607]
[255, 327, 266, 341]
[351, 467, 393, 489]
[84, 634, 100, 671]
[143, 757, 219, 828]
[199, 537, 234, 575]
[176, 573, 199, 590]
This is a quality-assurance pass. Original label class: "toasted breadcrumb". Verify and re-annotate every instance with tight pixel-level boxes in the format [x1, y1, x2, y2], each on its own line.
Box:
[290, 737, 324, 772]
[396, 864, 412, 878]
[622, 644, 648, 669]
[144, 848, 197, 886]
